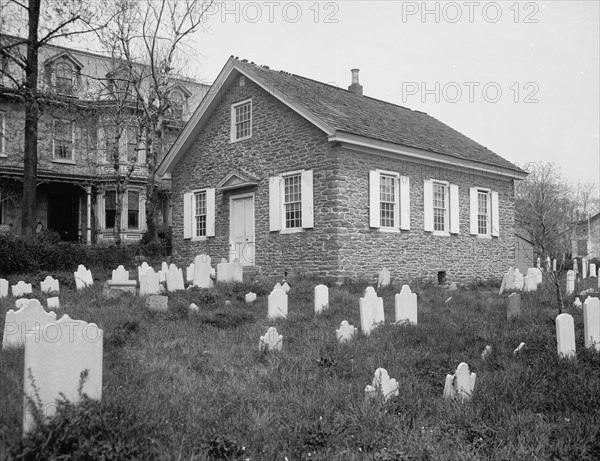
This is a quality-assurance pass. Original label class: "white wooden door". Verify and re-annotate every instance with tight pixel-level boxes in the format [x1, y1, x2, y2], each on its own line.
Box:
[230, 195, 255, 266]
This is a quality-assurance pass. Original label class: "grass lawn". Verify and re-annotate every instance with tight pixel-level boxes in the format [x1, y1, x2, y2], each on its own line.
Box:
[1, 271, 600, 460]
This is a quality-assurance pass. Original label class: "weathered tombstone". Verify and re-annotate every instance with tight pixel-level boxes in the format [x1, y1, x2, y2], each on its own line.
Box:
[268, 286, 288, 319]
[574, 297, 582, 309]
[193, 254, 214, 289]
[507, 293, 521, 320]
[74, 265, 93, 290]
[11, 281, 33, 298]
[282, 282, 290, 294]
[546, 257, 551, 272]
[22, 315, 103, 433]
[106, 265, 137, 296]
[499, 267, 515, 294]
[139, 267, 160, 296]
[566, 270, 575, 295]
[15, 298, 32, 309]
[40, 276, 59, 294]
[111, 265, 129, 282]
[513, 269, 524, 290]
[533, 267, 543, 284]
[448, 282, 458, 291]
[188, 303, 199, 313]
[555, 313, 576, 359]
[259, 327, 283, 352]
[314, 284, 329, 313]
[377, 268, 391, 288]
[2, 299, 57, 349]
[336, 321, 357, 343]
[145, 295, 168, 312]
[553, 259, 557, 272]
[573, 258, 578, 276]
[536, 257, 541, 268]
[583, 297, 600, 352]
[216, 259, 243, 283]
[245, 292, 257, 303]
[395, 284, 417, 325]
[590, 263, 597, 278]
[364, 368, 399, 401]
[513, 342, 525, 355]
[158, 262, 169, 284]
[443, 362, 476, 401]
[47, 297, 60, 309]
[582, 259, 588, 279]
[137, 262, 150, 282]
[525, 269, 538, 292]
[186, 263, 195, 283]
[0, 278, 8, 298]
[359, 286, 385, 336]
[481, 345, 492, 360]
[166, 264, 185, 292]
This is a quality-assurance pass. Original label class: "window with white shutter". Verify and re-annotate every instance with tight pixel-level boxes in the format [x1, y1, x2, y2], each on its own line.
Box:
[470, 187, 499, 237]
[369, 170, 410, 230]
[184, 188, 216, 239]
[425, 179, 458, 234]
[269, 170, 314, 232]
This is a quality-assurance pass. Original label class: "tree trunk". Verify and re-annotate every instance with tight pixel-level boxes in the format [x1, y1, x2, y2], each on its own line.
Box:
[144, 125, 158, 243]
[113, 185, 123, 245]
[21, 0, 41, 240]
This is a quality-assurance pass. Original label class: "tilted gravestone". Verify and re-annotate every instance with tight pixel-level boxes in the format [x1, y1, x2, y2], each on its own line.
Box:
[47, 297, 60, 309]
[513, 269, 524, 290]
[507, 293, 521, 320]
[74, 265, 93, 290]
[336, 321, 357, 344]
[566, 270, 575, 295]
[23, 314, 103, 433]
[40, 276, 59, 294]
[524, 269, 538, 292]
[2, 299, 57, 349]
[166, 264, 185, 292]
[364, 368, 399, 402]
[193, 254, 214, 289]
[359, 287, 385, 336]
[245, 292, 257, 303]
[216, 259, 243, 283]
[395, 284, 417, 325]
[499, 267, 515, 294]
[12, 281, 33, 298]
[145, 295, 168, 312]
[555, 313, 576, 359]
[583, 297, 600, 352]
[314, 284, 329, 313]
[443, 362, 476, 401]
[259, 327, 283, 352]
[268, 284, 288, 319]
[513, 342, 525, 355]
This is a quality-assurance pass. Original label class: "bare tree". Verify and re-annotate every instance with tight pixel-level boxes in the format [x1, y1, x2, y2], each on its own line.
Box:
[98, 0, 214, 243]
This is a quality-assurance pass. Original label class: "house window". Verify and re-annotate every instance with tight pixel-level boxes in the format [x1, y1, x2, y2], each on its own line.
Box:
[169, 90, 185, 119]
[105, 191, 116, 229]
[231, 99, 252, 141]
[126, 126, 138, 162]
[55, 62, 74, 95]
[53, 120, 73, 160]
[379, 174, 396, 228]
[194, 191, 207, 237]
[284, 173, 302, 229]
[433, 182, 448, 232]
[477, 190, 491, 235]
[127, 191, 140, 229]
[0, 111, 5, 156]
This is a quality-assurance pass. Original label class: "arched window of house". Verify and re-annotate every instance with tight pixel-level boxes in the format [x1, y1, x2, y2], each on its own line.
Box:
[169, 90, 185, 119]
[55, 61, 74, 95]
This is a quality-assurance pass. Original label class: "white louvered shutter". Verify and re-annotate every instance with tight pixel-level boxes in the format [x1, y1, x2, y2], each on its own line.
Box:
[206, 188, 216, 237]
[301, 169, 314, 229]
[491, 191, 499, 237]
[183, 192, 193, 239]
[369, 170, 380, 228]
[423, 180, 433, 232]
[449, 184, 459, 234]
[400, 175, 410, 230]
[269, 176, 281, 231]
[469, 187, 478, 235]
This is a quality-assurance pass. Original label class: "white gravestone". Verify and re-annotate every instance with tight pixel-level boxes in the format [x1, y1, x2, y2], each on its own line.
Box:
[555, 313, 576, 359]
[40, 276, 59, 294]
[245, 292, 257, 303]
[268, 286, 288, 319]
[259, 327, 283, 352]
[193, 254, 214, 289]
[513, 269, 524, 290]
[499, 267, 515, 295]
[314, 284, 329, 313]
[2, 299, 57, 349]
[566, 270, 575, 295]
[574, 297, 582, 309]
[23, 315, 103, 433]
[137, 262, 150, 282]
[533, 267, 543, 284]
[536, 257, 541, 268]
[359, 287, 385, 336]
[443, 362, 476, 401]
[12, 281, 33, 298]
[74, 265, 93, 290]
[481, 345, 492, 360]
[377, 268, 391, 288]
[546, 257, 551, 272]
[336, 321, 357, 343]
[107, 265, 137, 295]
[583, 297, 600, 352]
[186, 263, 195, 283]
[15, 298, 32, 309]
[282, 282, 290, 294]
[111, 265, 129, 282]
[582, 259, 588, 279]
[364, 368, 399, 402]
[158, 262, 169, 284]
[188, 303, 199, 313]
[590, 263, 597, 278]
[395, 284, 417, 325]
[448, 282, 458, 291]
[525, 269, 538, 292]
[513, 342, 525, 355]
[216, 259, 243, 283]
[166, 264, 185, 292]
[507, 293, 521, 320]
[0, 278, 8, 298]
[553, 259, 557, 272]
[573, 258, 578, 276]
[139, 267, 160, 296]
[47, 297, 60, 309]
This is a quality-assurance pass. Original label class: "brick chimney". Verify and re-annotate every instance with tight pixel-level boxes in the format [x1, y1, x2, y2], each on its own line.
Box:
[348, 68, 363, 95]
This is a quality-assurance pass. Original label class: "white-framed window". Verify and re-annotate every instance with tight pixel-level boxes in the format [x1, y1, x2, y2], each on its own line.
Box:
[183, 188, 215, 239]
[53, 119, 74, 160]
[269, 170, 314, 232]
[369, 170, 410, 230]
[470, 187, 499, 237]
[55, 61, 74, 95]
[105, 190, 117, 229]
[127, 190, 140, 230]
[126, 125, 139, 162]
[169, 89, 186, 119]
[103, 189, 144, 231]
[424, 179, 459, 234]
[0, 111, 6, 157]
[230, 99, 252, 142]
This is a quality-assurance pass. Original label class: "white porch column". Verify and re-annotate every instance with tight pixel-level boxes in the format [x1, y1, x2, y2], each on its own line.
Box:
[86, 186, 92, 246]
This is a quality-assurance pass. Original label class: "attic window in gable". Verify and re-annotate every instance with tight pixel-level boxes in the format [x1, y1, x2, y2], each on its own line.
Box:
[169, 89, 186, 119]
[45, 58, 78, 95]
[230, 99, 252, 142]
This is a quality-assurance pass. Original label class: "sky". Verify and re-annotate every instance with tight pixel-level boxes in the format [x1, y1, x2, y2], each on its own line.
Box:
[182, 0, 599, 193]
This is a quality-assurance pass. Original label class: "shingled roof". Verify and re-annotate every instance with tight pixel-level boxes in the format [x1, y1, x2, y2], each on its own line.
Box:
[233, 58, 523, 173]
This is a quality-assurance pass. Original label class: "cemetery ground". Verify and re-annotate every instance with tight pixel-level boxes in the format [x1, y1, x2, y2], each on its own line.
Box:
[1, 272, 600, 460]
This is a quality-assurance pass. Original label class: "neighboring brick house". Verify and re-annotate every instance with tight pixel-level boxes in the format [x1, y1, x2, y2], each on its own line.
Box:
[0, 34, 208, 242]
[157, 57, 527, 282]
